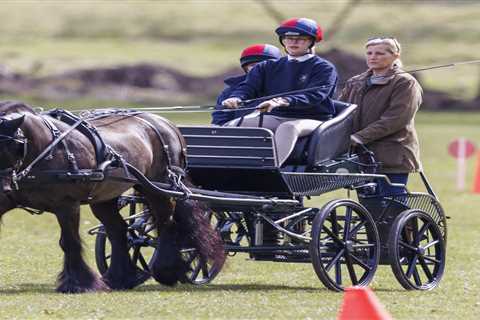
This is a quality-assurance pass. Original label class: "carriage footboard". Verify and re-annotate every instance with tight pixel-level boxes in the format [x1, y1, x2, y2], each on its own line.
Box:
[281, 172, 394, 196]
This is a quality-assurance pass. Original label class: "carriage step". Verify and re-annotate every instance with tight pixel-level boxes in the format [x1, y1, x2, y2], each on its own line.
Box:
[272, 254, 311, 263]
[250, 250, 311, 263]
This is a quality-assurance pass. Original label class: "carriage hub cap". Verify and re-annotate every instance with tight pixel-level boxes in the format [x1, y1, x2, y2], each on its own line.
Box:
[345, 240, 354, 251]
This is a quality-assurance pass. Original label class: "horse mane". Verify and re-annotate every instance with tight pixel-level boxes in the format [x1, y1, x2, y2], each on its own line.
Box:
[0, 101, 38, 115]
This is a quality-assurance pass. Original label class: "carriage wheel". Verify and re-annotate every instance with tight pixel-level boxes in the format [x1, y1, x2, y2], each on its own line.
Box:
[150, 243, 223, 286]
[179, 247, 224, 285]
[179, 210, 224, 285]
[149, 210, 225, 285]
[388, 209, 446, 290]
[94, 196, 156, 285]
[309, 199, 380, 292]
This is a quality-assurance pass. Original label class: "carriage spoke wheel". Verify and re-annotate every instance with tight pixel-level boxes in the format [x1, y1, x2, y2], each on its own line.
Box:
[179, 247, 223, 285]
[388, 209, 445, 290]
[150, 210, 225, 285]
[179, 210, 225, 285]
[95, 197, 156, 285]
[309, 199, 380, 292]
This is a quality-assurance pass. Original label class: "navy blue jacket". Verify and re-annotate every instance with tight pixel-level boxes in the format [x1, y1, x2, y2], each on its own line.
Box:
[230, 56, 338, 120]
[211, 75, 257, 125]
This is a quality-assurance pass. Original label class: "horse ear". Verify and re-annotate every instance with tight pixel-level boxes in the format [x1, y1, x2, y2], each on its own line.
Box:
[0, 115, 25, 135]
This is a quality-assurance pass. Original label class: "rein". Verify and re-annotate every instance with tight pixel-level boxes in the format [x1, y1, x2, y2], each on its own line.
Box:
[68, 58, 480, 115]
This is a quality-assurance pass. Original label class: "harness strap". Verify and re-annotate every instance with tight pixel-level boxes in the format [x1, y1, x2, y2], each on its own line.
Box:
[16, 117, 86, 181]
[133, 115, 175, 169]
[46, 109, 109, 166]
[41, 117, 61, 160]
[41, 116, 79, 171]
[155, 115, 189, 165]
[62, 137, 79, 172]
[132, 115, 190, 192]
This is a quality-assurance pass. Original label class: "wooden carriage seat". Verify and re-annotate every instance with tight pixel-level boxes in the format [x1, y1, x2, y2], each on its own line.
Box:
[178, 101, 356, 193]
[283, 101, 357, 167]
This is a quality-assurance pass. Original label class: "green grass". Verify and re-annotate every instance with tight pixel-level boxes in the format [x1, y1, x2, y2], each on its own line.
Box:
[1, 111, 480, 319]
[0, 1, 479, 98]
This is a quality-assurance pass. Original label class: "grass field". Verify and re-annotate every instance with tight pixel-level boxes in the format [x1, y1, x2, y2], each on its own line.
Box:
[0, 1, 480, 99]
[0, 111, 480, 320]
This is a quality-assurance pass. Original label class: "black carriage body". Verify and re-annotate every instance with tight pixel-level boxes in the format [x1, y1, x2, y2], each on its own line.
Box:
[173, 102, 447, 290]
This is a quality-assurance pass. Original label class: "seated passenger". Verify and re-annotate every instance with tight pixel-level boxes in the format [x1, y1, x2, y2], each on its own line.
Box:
[211, 44, 282, 126]
[222, 17, 338, 166]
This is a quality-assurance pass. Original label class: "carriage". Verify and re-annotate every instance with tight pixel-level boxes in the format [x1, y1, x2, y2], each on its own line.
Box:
[88, 101, 447, 292]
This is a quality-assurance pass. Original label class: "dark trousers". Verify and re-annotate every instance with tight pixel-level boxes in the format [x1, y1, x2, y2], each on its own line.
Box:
[376, 173, 409, 197]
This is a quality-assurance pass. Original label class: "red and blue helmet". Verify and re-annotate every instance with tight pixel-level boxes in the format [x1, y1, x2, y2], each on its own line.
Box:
[240, 44, 282, 68]
[275, 18, 323, 46]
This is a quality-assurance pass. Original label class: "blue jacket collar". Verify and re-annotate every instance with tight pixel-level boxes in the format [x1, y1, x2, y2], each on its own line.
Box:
[224, 74, 246, 86]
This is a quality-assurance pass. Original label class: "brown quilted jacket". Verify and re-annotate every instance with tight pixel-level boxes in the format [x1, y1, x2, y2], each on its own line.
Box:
[338, 69, 423, 173]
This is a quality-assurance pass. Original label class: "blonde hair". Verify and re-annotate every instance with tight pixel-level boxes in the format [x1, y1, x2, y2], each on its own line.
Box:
[365, 37, 403, 68]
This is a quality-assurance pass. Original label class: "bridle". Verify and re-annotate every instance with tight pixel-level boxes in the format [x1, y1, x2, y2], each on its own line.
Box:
[0, 126, 28, 191]
[0, 128, 28, 167]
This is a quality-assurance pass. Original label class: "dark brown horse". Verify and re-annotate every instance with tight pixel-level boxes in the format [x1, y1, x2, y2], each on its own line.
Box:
[0, 101, 224, 293]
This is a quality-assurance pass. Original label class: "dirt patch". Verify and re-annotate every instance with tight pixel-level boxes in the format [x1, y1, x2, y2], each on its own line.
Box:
[0, 48, 478, 110]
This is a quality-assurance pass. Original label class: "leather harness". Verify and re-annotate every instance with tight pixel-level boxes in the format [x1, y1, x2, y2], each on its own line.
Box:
[1, 108, 187, 190]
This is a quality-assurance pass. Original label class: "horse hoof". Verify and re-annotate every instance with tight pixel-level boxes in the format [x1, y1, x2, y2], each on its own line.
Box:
[56, 278, 110, 294]
[127, 270, 151, 289]
[102, 270, 150, 290]
[151, 268, 179, 287]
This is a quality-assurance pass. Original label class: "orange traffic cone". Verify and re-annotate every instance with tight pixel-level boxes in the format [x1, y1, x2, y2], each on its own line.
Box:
[337, 287, 393, 320]
[473, 151, 480, 194]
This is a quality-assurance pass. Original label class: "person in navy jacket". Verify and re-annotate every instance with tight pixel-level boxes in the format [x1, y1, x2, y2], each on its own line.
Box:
[211, 44, 282, 125]
[222, 18, 338, 166]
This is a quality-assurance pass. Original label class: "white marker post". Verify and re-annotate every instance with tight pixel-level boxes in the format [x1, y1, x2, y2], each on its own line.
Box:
[457, 138, 466, 190]
[448, 138, 476, 191]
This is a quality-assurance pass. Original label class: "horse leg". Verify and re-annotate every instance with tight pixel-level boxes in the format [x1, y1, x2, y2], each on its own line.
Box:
[146, 194, 225, 286]
[139, 193, 184, 286]
[90, 198, 147, 290]
[55, 203, 108, 293]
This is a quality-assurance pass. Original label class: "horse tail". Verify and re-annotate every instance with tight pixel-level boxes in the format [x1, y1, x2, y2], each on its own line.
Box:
[150, 198, 225, 286]
[174, 199, 225, 266]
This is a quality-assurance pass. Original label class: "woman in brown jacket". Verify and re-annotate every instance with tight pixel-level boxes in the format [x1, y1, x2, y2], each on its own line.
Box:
[339, 37, 423, 196]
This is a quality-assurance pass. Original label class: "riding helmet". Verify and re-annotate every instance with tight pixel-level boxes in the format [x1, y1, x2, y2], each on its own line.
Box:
[275, 18, 323, 46]
[239, 44, 282, 68]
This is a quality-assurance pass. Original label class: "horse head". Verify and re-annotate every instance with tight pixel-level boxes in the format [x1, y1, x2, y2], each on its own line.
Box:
[0, 114, 27, 192]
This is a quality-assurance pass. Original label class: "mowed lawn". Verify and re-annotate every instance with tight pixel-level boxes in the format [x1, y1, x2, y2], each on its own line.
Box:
[0, 111, 479, 320]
